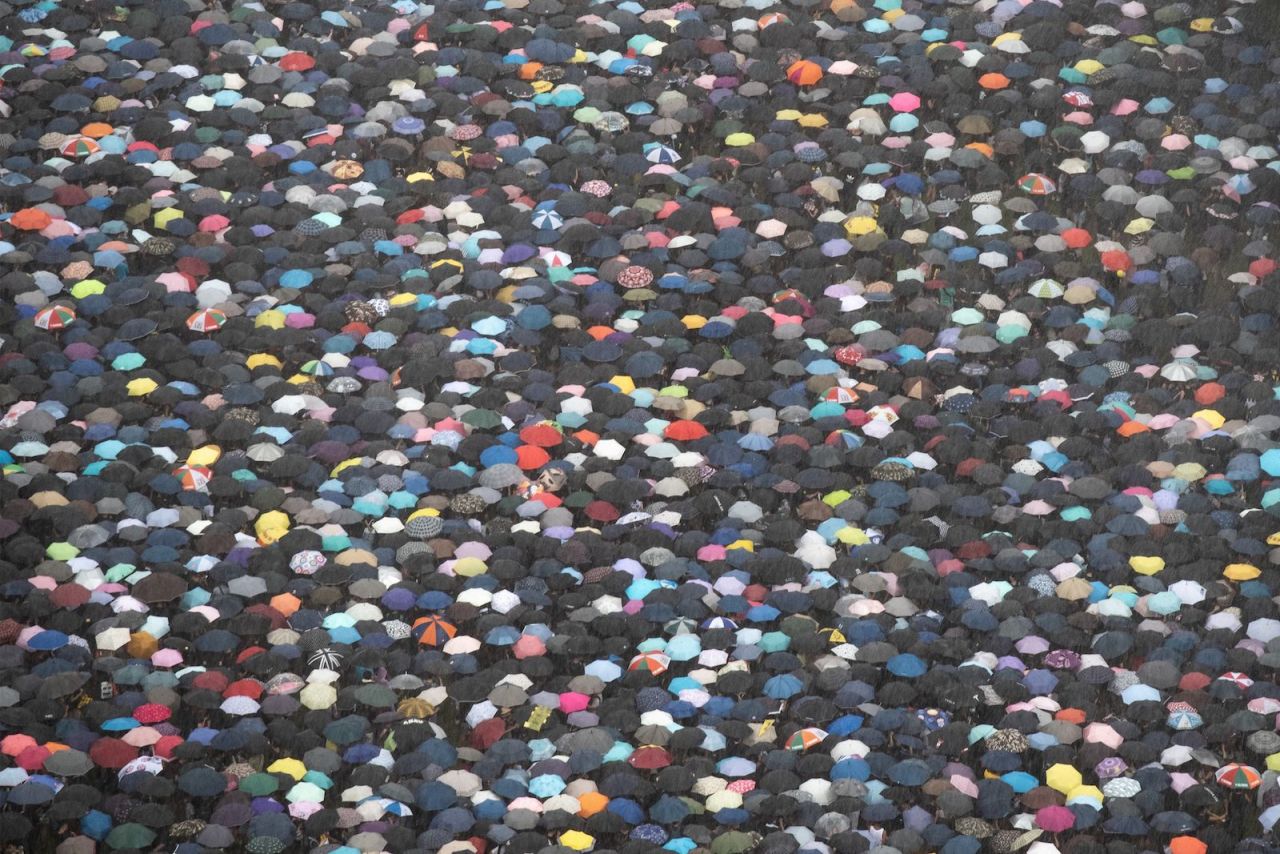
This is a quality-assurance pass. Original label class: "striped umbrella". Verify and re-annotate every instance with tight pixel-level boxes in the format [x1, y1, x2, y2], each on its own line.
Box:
[186, 308, 227, 332]
[411, 615, 457, 646]
[628, 651, 670, 675]
[307, 648, 344, 670]
[174, 465, 212, 492]
[531, 207, 563, 230]
[34, 305, 76, 330]
[300, 360, 334, 377]
[1018, 172, 1057, 194]
[1027, 278, 1065, 299]
[61, 137, 101, 157]
[1216, 763, 1261, 790]
[644, 143, 681, 164]
[786, 727, 827, 751]
[822, 387, 859, 404]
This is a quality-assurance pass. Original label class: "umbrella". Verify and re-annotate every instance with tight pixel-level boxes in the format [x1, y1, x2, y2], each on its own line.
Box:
[1215, 764, 1261, 790]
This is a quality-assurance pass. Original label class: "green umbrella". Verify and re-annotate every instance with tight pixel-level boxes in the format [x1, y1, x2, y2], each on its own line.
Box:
[239, 772, 280, 796]
[712, 831, 759, 854]
[460, 408, 502, 429]
[106, 823, 156, 849]
[354, 683, 397, 708]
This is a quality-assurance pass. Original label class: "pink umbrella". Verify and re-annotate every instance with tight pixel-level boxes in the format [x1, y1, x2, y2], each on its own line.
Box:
[1083, 722, 1123, 748]
[888, 92, 920, 112]
[1036, 805, 1075, 832]
[560, 691, 588, 711]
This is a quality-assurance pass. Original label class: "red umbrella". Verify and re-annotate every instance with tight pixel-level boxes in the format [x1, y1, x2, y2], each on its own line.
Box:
[515, 445, 551, 470]
[628, 746, 672, 769]
[584, 500, 619, 522]
[89, 737, 139, 769]
[279, 51, 315, 71]
[133, 704, 172, 724]
[16, 745, 51, 772]
[519, 423, 563, 447]
[470, 717, 505, 750]
[664, 420, 708, 440]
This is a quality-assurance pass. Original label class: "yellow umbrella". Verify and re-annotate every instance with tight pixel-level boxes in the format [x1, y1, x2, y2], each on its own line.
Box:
[559, 830, 595, 852]
[247, 353, 282, 370]
[454, 557, 488, 577]
[267, 758, 307, 780]
[1172, 462, 1206, 481]
[187, 445, 222, 466]
[1067, 784, 1103, 804]
[254, 510, 290, 545]
[126, 378, 158, 396]
[255, 310, 286, 329]
[822, 490, 852, 507]
[682, 315, 707, 330]
[844, 216, 879, 237]
[331, 458, 363, 476]
[1266, 752, 1280, 772]
[70, 279, 106, 298]
[1129, 556, 1164, 576]
[1046, 763, 1082, 794]
[835, 527, 869, 545]
[1225, 563, 1261, 581]
[153, 208, 184, 228]
[1193, 409, 1224, 429]
[608, 375, 636, 394]
[725, 132, 755, 146]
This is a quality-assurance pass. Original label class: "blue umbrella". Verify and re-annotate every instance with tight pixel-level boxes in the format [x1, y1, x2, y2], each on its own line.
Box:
[763, 673, 804, 699]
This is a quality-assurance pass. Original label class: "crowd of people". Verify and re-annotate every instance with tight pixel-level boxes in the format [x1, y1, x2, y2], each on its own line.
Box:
[0, 0, 1279, 851]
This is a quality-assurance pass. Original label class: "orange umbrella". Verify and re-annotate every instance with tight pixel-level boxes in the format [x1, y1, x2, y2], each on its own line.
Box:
[11, 208, 52, 230]
[1100, 249, 1133, 275]
[80, 122, 114, 138]
[978, 72, 1010, 90]
[1062, 227, 1092, 248]
[786, 60, 823, 86]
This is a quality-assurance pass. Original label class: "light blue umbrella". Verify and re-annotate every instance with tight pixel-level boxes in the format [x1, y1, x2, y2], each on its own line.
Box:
[1121, 684, 1160, 704]
[665, 634, 701, 661]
